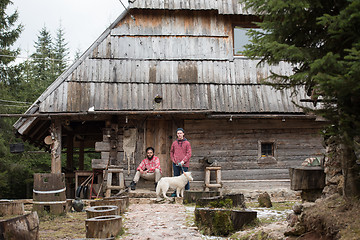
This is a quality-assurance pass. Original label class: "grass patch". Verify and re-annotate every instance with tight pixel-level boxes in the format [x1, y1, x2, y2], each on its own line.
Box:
[244, 201, 297, 226]
[246, 201, 297, 211]
[39, 211, 86, 240]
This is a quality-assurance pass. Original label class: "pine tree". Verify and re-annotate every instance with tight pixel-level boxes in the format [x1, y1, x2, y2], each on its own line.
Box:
[241, 0, 360, 198]
[74, 47, 82, 61]
[53, 22, 69, 76]
[0, 0, 34, 199]
[0, 0, 23, 98]
[30, 26, 54, 96]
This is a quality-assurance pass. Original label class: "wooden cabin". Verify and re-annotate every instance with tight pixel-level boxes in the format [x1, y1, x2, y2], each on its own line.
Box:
[13, 0, 325, 198]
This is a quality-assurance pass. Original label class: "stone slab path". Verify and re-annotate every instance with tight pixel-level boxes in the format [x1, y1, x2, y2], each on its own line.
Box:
[118, 203, 205, 240]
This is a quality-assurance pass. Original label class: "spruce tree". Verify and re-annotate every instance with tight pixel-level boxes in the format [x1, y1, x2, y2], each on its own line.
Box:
[0, 0, 23, 98]
[241, 0, 360, 198]
[53, 23, 69, 76]
[30, 26, 54, 96]
[0, 0, 34, 199]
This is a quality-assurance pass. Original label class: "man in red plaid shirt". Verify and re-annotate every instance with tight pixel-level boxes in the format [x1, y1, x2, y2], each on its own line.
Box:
[130, 147, 162, 190]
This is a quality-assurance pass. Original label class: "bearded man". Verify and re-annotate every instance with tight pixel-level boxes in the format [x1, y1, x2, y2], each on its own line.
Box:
[130, 147, 162, 191]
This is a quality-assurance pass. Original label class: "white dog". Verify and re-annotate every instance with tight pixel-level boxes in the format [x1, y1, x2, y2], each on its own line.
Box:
[156, 172, 193, 200]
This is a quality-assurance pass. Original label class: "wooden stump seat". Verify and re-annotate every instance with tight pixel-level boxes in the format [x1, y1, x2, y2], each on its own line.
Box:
[85, 215, 122, 239]
[105, 167, 125, 198]
[86, 205, 118, 219]
[204, 166, 222, 191]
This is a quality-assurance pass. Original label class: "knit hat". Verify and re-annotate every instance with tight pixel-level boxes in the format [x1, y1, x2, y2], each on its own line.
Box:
[176, 128, 185, 133]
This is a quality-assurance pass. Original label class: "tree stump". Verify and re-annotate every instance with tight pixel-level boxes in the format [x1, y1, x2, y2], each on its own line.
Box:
[104, 195, 130, 209]
[289, 166, 325, 201]
[289, 166, 325, 190]
[86, 205, 118, 219]
[0, 211, 39, 240]
[196, 194, 246, 209]
[85, 215, 122, 238]
[183, 190, 220, 204]
[195, 208, 257, 236]
[91, 198, 128, 214]
[0, 201, 24, 216]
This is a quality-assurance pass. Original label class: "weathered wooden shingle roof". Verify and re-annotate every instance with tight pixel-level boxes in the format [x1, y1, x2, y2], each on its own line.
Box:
[14, 1, 313, 138]
[128, 0, 252, 15]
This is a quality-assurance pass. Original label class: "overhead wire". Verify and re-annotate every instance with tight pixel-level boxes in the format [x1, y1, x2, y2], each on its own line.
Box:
[0, 99, 31, 104]
[0, 54, 74, 62]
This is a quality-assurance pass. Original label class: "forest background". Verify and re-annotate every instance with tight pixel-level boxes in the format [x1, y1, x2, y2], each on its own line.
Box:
[0, 0, 96, 199]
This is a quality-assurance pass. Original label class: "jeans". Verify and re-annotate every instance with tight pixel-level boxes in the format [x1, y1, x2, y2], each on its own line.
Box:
[172, 162, 190, 190]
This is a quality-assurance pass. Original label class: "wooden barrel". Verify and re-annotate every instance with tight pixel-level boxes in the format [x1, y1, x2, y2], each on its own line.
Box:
[33, 173, 67, 214]
[85, 215, 122, 239]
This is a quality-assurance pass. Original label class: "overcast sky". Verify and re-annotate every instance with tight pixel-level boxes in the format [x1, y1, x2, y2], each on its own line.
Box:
[10, 0, 127, 61]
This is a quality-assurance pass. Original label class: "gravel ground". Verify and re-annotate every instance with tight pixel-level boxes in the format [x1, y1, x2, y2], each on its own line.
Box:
[118, 203, 205, 240]
[116, 200, 294, 240]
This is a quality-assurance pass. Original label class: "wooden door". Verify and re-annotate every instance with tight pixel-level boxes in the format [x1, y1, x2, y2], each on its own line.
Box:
[145, 120, 173, 177]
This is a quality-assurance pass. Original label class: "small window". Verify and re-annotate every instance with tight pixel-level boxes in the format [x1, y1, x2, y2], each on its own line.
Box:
[258, 140, 277, 164]
[261, 143, 273, 156]
[234, 27, 251, 55]
[233, 25, 264, 55]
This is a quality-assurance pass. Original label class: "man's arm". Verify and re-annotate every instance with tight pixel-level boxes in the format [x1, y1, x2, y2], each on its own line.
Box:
[136, 159, 146, 171]
[170, 142, 175, 162]
[181, 141, 192, 165]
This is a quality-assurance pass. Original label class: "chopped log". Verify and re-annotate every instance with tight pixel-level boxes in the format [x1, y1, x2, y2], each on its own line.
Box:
[289, 166, 325, 191]
[0, 211, 39, 240]
[85, 215, 122, 239]
[0, 201, 24, 216]
[90, 198, 127, 214]
[104, 195, 130, 209]
[196, 194, 245, 209]
[86, 205, 118, 219]
[195, 208, 257, 236]
[183, 190, 220, 204]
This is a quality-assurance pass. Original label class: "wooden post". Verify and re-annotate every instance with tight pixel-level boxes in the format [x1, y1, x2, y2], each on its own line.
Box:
[66, 132, 74, 171]
[51, 120, 62, 174]
[205, 169, 210, 191]
[79, 140, 84, 170]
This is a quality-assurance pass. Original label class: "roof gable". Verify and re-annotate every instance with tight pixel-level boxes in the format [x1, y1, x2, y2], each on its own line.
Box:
[14, 3, 313, 134]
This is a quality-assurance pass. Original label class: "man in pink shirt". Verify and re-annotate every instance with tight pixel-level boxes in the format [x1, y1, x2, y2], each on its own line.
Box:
[130, 147, 162, 191]
[170, 128, 192, 192]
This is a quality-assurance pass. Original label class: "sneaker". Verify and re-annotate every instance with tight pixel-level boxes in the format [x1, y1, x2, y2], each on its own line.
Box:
[130, 181, 136, 190]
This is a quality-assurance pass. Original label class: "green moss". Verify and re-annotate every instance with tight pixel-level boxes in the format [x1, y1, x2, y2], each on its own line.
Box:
[209, 198, 233, 209]
[213, 211, 234, 236]
[212, 210, 234, 236]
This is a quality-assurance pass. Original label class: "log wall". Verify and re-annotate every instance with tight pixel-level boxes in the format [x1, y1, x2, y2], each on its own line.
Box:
[185, 118, 325, 182]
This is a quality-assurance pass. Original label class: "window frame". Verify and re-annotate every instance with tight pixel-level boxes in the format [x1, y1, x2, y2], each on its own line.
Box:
[232, 23, 260, 56]
[257, 139, 277, 164]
